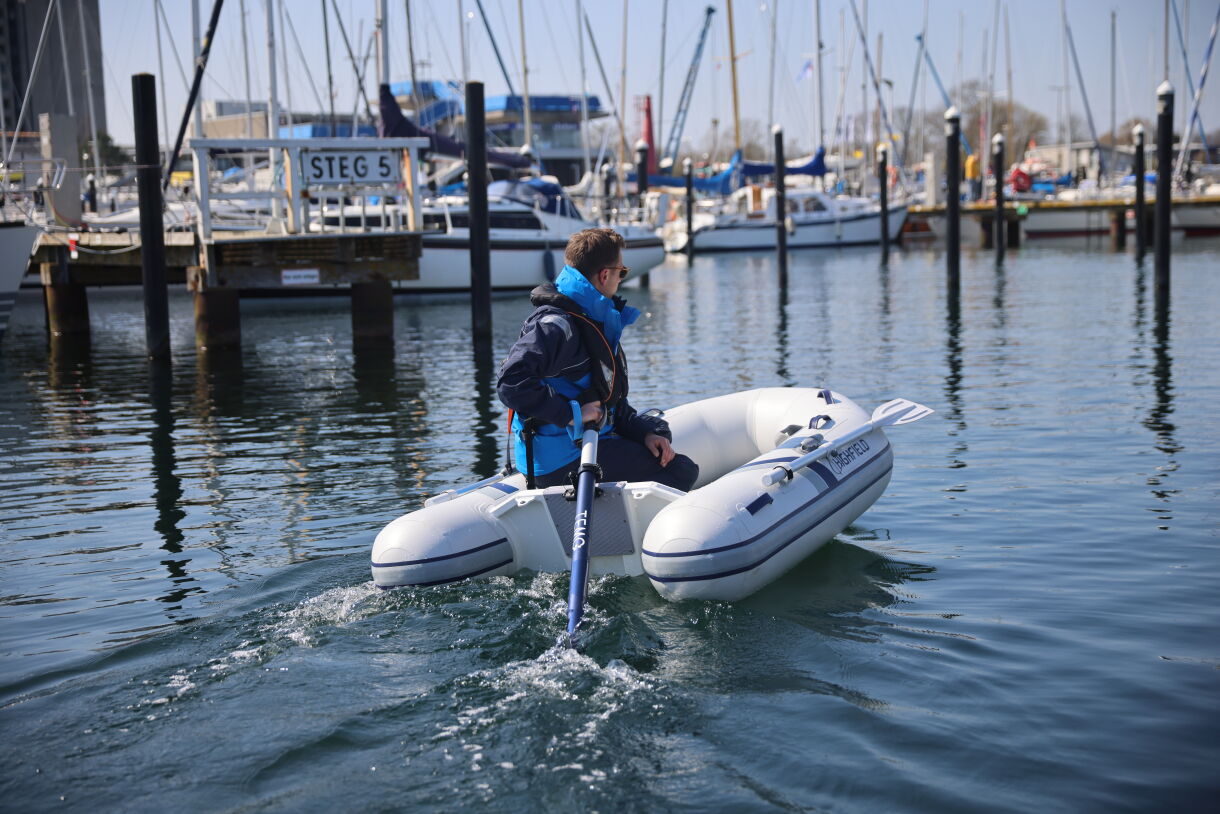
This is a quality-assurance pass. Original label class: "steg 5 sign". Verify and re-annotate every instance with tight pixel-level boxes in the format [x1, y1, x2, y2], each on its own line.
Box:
[303, 150, 402, 186]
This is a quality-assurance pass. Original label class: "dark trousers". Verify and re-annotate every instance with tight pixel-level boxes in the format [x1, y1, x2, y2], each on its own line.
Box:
[535, 437, 699, 492]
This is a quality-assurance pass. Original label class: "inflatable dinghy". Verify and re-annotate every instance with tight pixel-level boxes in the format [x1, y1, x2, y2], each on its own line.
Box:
[372, 388, 931, 602]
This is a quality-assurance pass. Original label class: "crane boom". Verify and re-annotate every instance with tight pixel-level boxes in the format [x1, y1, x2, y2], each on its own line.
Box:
[662, 6, 716, 165]
[917, 34, 972, 156]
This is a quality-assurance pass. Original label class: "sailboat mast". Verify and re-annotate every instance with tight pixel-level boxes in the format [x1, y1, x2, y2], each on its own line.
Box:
[902, 0, 928, 166]
[458, 1, 468, 87]
[153, 0, 168, 159]
[405, 0, 421, 115]
[56, 1, 75, 117]
[1110, 9, 1116, 180]
[1005, 4, 1013, 145]
[767, 0, 778, 127]
[1164, 0, 1170, 80]
[577, 0, 591, 179]
[836, 8, 847, 184]
[267, 0, 280, 218]
[322, 0, 336, 133]
[955, 12, 963, 109]
[860, 0, 868, 166]
[618, 1, 629, 189]
[376, 0, 389, 88]
[988, 0, 999, 145]
[815, 0, 825, 148]
[726, 0, 742, 151]
[78, 0, 103, 181]
[193, 0, 203, 137]
[241, 0, 256, 200]
[1062, 0, 1074, 177]
[659, 0, 668, 151]
[279, 0, 294, 130]
[518, 0, 533, 152]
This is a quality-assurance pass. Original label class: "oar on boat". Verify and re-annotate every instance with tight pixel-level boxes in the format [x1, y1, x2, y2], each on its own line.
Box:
[761, 398, 933, 486]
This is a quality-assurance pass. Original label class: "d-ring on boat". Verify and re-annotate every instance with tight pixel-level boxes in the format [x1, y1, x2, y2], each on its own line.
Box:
[371, 388, 931, 602]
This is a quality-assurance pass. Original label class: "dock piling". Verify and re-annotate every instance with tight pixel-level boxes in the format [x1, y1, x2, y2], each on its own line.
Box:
[683, 157, 694, 259]
[351, 280, 394, 346]
[773, 125, 788, 280]
[992, 133, 1005, 265]
[42, 244, 90, 336]
[1109, 210, 1127, 251]
[466, 80, 492, 341]
[944, 108, 961, 295]
[193, 289, 241, 352]
[1133, 123, 1147, 257]
[877, 142, 889, 263]
[133, 73, 170, 360]
[1154, 83, 1173, 299]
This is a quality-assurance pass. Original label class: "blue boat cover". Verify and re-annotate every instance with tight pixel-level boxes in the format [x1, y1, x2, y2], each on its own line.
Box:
[487, 178, 585, 220]
[634, 150, 746, 196]
[740, 146, 828, 178]
[378, 84, 531, 169]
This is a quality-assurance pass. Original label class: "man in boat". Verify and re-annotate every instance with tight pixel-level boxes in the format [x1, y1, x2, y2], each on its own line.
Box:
[497, 228, 699, 491]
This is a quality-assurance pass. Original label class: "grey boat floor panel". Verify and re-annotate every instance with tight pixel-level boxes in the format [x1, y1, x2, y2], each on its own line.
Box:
[544, 484, 636, 557]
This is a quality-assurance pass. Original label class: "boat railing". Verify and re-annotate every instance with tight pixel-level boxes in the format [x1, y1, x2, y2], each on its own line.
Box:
[1, 158, 67, 226]
[188, 136, 430, 240]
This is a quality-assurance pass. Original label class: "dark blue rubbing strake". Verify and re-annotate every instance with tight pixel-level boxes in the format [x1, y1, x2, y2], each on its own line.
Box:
[565, 420, 602, 646]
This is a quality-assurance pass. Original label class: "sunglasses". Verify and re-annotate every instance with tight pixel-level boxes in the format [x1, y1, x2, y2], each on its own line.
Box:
[604, 265, 630, 281]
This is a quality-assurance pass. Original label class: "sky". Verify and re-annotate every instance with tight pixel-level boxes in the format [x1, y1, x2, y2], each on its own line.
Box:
[96, 0, 1220, 153]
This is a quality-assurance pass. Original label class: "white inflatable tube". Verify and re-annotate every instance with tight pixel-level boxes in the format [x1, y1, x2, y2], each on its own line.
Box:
[370, 388, 931, 602]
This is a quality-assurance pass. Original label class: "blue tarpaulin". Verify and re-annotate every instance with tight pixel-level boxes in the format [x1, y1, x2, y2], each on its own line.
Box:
[741, 146, 828, 178]
[487, 178, 584, 220]
[630, 150, 747, 196]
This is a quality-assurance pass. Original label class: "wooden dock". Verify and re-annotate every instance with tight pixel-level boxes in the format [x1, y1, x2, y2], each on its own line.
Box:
[909, 193, 1220, 217]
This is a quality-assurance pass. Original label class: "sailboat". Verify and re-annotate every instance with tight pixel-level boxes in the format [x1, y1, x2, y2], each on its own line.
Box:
[661, 0, 906, 253]
[306, 86, 663, 292]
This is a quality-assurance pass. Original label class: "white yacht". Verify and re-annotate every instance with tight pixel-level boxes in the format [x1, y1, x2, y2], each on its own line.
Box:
[663, 184, 907, 253]
[0, 220, 39, 340]
[312, 178, 666, 291]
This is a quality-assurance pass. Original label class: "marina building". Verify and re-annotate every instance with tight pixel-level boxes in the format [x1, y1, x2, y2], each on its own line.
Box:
[391, 81, 606, 185]
[1, 0, 106, 154]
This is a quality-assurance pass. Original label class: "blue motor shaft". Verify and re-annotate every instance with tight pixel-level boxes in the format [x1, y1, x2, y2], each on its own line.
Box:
[566, 428, 601, 639]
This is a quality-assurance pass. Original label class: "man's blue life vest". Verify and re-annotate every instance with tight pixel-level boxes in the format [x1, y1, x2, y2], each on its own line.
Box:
[510, 266, 640, 476]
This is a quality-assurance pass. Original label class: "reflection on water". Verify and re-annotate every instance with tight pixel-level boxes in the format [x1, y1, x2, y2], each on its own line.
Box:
[776, 256, 791, 384]
[1141, 265, 1180, 528]
[471, 338, 501, 480]
[943, 289, 966, 472]
[352, 341, 397, 415]
[149, 359, 194, 612]
[2, 244, 1219, 813]
[991, 261, 1007, 329]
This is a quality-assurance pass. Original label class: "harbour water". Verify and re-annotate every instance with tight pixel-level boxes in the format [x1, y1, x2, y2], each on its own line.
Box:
[1, 242, 1217, 811]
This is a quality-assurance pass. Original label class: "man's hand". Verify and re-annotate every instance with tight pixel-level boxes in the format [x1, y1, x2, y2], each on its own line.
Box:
[645, 433, 675, 467]
[579, 401, 604, 426]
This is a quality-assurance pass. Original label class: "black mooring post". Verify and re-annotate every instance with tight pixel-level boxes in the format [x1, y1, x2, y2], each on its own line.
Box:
[992, 133, 1005, 266]
[133, 73, 170, 361]
[944, 107, 962, 295]
[773, 125, 788, 280]
[1133, 123, 1147, 257]
[1154, 82, 1173, 302]
[466, 80, 491, 340]
[683, 157, 694, 259]
[877, 142, 889, 263]
[635, 139, 649, 204]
